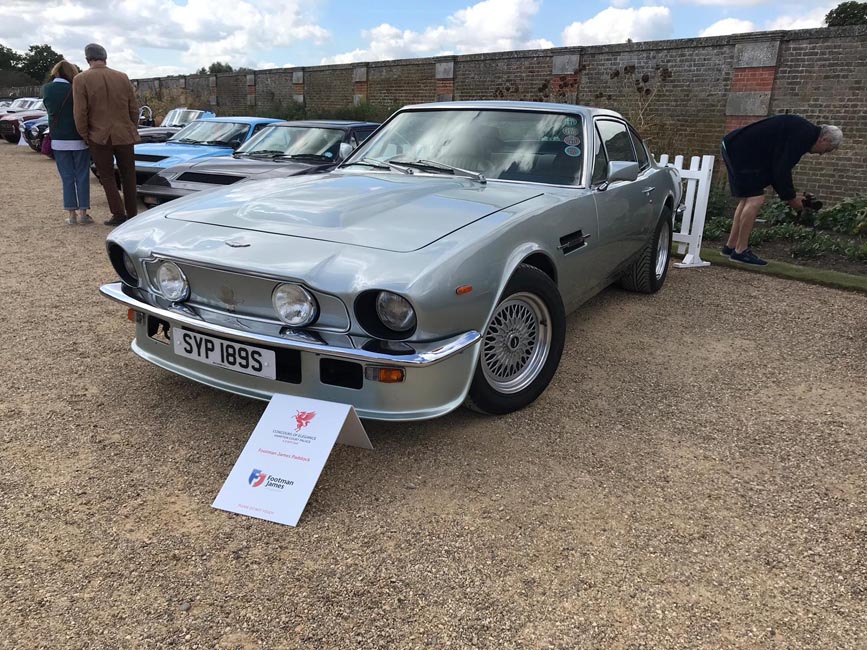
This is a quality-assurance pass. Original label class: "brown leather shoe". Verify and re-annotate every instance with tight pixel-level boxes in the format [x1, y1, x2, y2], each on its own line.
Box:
[104, 216, 127, 226]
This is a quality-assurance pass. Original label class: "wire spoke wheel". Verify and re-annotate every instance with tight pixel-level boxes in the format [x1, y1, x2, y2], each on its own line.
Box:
[481, 292, 552, 394]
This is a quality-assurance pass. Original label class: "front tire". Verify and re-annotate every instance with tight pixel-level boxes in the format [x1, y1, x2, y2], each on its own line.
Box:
[619, 206, 673, 294]
[464, 264, 566, 415]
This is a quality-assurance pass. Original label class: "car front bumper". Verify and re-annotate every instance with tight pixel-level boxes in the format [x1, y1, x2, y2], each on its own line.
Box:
[100, 282, 482, 421]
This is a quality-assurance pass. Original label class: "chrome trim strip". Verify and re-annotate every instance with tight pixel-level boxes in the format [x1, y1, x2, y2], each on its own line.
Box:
[100, 282, 480, 367]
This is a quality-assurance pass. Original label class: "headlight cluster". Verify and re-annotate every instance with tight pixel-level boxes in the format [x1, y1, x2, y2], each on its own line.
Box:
[355, 290, 417, 339]
[108, 244, 139, 287]
[155, 261, 189, 301]
[272, 283, 318, 327]
[375, 292, 416, 331]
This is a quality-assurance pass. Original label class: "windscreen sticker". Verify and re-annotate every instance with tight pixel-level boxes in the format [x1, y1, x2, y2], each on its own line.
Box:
[564, 146, 581, 157]
[563, 135, 580, 146]
[561, 126, 580, 136]
[563, 117, 578, 126]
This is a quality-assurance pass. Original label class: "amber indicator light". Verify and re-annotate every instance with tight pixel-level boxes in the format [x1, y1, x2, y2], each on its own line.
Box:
[456, 285, 473, 295]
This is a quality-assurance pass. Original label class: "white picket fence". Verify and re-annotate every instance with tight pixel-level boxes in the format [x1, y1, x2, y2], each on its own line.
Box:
[658, 154, 715, 269]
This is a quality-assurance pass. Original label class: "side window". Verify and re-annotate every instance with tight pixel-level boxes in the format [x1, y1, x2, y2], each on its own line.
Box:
[629, 128, 650, 170]
[352, 129, 375, 147]
[591, 125, 608, 185]
[597, 120, 636, 163]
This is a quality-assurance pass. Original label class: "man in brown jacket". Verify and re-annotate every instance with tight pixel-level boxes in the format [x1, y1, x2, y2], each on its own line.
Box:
[73, 43, 141, 226]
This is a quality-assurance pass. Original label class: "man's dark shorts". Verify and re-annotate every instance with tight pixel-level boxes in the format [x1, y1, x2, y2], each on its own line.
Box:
[721, 142, 766, 198]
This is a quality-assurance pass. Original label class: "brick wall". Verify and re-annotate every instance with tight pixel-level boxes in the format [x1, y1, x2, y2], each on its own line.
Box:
[368, 59, 437, 108]
[4, 25, 865, 201]
[771, 35, 867, 204]
[304, 66, 353, 115]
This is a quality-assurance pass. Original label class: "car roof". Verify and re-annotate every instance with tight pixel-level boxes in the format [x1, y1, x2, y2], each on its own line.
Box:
[267, 120, 380, 129]
[400, 100, 622, 119]
[196, 117, 281, 125]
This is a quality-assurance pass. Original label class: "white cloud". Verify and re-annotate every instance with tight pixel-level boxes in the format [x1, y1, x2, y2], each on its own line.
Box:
[767, 4, 834, 30]
[699, 18, 757, 37]
[562, 6, 673, 46]
[0, 0, 328, 77]
[322, 0, 545, 64]
[678, 0, 769, 5]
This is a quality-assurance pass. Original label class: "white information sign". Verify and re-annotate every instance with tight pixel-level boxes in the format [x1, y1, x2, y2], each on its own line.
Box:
[212, 394, 372, 527]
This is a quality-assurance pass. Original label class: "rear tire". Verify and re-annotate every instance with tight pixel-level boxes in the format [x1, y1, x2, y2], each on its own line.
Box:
[619, 206, 673, 294]
[464, 264, 565, 415]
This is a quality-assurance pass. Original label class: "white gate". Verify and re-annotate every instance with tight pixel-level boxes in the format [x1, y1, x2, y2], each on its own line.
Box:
[657, 154, 715, 269]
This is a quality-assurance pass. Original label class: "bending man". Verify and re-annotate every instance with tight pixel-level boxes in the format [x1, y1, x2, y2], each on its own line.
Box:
[720, 115, 842, 266]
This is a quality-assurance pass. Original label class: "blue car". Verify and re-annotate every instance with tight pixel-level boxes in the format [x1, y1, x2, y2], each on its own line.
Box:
[23, 115, 49, 153]
[132, 117, 280, 186]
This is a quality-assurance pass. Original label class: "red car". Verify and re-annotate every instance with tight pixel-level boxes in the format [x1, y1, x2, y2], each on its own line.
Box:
[0, 98, 46, 143]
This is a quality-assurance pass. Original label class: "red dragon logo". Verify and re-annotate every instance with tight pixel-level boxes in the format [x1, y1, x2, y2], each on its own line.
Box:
[293, 410, 316, 433]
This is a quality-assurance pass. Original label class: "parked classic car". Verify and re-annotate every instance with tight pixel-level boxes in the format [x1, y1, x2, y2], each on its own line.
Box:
[0, 98, 45, 143]
[137, 120, 379, 207]
[23, 115, 49, 153]
[101, 101, 680, 421]
[136, 107, 217, 144]
[0, 97, 39, 116]
[129, 116, 279, 186]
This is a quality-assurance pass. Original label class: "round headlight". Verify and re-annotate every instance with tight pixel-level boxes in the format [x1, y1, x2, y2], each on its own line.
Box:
[375, 291, 416, 332]
[122, 252, 139, 281]
[272, 283, 318, 327]
[156, 261, 189, 301]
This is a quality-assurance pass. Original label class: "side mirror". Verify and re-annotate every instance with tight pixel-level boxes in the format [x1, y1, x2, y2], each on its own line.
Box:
[607, 161, 639, 183]
[338, 142, 353, 160]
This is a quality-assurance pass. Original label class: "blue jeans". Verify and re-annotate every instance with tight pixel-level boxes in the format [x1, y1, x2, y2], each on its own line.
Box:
[54, 149, 91, 210]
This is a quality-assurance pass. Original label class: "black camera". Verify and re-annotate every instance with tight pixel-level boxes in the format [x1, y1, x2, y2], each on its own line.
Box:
[803, 192, 823, 211]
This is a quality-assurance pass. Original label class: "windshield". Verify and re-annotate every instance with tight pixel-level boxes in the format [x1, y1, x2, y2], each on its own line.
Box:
[236, 126, 344, 158]
[349, 109, 585, 185]
[161, 109, 203, 127]
[168, 121, 248, 146]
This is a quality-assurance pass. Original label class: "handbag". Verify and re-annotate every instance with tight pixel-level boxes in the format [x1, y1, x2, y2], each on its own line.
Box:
[41, 86, 73, 157]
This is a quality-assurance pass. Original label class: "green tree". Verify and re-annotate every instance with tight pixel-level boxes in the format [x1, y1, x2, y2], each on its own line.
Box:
[825, 1, 867, 26]
[20, 44, 64, 82]
[0, 43, 22, 70]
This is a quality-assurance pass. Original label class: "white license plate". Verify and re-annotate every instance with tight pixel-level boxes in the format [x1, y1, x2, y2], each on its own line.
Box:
[172, 329, 276, 380]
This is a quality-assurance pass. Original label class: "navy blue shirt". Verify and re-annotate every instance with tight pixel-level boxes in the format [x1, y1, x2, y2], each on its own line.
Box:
[722, 115, 820, 201]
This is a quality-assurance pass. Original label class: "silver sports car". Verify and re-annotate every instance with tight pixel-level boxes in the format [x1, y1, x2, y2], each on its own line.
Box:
[101, 101, 681, 421]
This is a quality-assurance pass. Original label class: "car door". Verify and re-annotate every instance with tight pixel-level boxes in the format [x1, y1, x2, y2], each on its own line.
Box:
[591, 118, 652, 267]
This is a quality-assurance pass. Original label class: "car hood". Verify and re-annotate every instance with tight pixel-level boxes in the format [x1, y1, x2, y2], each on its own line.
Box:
[135, 142, 233, 167]
[164, 172, 542, 252]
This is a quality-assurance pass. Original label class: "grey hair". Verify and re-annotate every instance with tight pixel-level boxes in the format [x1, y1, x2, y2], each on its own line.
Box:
[819, 125, 843, 150]
[84, 43, 107, 62]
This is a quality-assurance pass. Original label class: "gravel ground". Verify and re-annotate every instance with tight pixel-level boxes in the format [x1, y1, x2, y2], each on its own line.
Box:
[1, 142, 866, 650]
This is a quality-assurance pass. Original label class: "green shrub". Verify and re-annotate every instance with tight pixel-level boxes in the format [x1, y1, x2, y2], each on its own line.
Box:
[814, 195, 867, 235]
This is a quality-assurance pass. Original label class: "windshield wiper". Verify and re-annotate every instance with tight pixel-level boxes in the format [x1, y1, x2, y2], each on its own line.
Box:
[171, 138, 198, 144]
[390, 159, 486, 183]
[200, 140, 237, 147]
[236, 149, 285, 157]
[278, 153, 333, 161]
[342, 157, 412, 174]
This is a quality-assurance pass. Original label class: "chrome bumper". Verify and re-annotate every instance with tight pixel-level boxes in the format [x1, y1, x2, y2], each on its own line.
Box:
[99, 282, 480, 367]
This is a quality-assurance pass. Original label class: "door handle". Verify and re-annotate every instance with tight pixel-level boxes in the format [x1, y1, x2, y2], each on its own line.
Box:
[642, 186, 655, 195]
[558, 230, 592, 254]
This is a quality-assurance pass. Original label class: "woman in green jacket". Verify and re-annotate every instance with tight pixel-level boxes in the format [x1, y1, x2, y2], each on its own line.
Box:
[43, 60, 92, 225]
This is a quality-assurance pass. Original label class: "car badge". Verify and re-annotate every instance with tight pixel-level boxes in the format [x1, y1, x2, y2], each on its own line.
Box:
[225, 239, 250, 248]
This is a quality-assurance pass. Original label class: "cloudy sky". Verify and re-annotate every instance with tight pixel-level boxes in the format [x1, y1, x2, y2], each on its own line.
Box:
[1, 0, 836, 78]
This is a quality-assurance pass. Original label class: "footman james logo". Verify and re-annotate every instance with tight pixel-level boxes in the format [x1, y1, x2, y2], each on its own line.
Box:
[249, 469, 267, 487]
[294, 410, 316, 433]
[248, 468, 295, 490]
